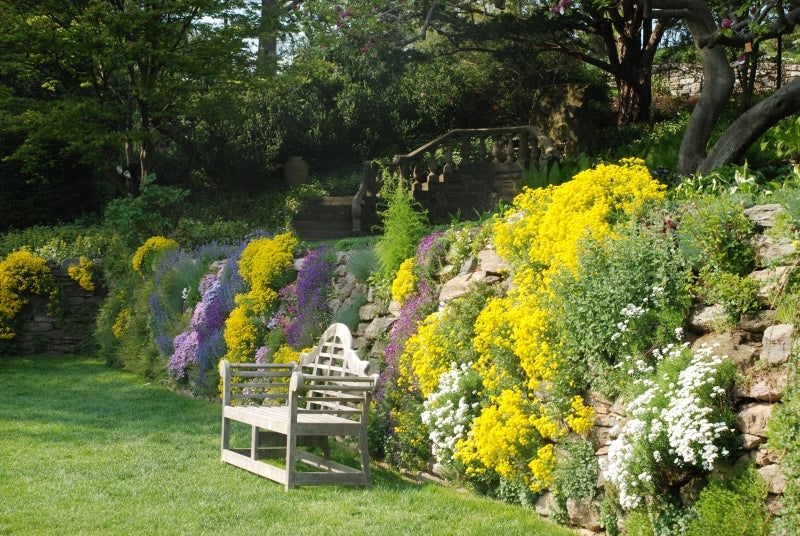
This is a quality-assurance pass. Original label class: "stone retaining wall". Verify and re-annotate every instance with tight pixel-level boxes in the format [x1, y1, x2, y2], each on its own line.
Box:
[654, 62, 800, 97]
[330, 203, 796, 534]
[12, 260, 104, 354]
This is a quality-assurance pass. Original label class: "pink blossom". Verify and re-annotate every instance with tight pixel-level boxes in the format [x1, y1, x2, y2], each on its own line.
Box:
[721, 18, 731, 28]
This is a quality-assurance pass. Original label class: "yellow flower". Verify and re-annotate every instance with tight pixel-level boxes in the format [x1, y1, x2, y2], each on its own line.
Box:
[67, 256, 96, 292]
[132, 236, 179, 276]
[391, 257, 417, 305]
[565, 395, 595, 436]
[112, 308, 131, 339]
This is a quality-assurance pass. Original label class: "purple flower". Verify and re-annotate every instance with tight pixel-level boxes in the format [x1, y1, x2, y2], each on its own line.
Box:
[721, 18, 732, 28]
[255, 346, 270, 364]
[168, 330, 200, 381]
[284, 246, 335, 349]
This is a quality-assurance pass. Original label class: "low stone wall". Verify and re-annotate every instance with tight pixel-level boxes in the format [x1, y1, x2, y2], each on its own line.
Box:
[12, 260, 104, 354]
[654, 62, 800, 97]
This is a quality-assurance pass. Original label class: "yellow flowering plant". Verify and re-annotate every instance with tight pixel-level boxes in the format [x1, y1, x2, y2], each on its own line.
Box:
[67, 256, 97, 292]
[0, 250, 61, 339]
[222, 232, 298, 363]
[132, 236, 179, 277]
[458, 158, 666, 493]
[390, 257, 417, 306]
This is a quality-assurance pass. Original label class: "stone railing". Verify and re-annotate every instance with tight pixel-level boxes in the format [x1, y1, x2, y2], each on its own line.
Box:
[353, 126, 560, 232]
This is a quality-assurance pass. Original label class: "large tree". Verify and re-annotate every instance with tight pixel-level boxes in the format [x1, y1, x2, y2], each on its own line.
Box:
[645, 0, 800, 175]
[0, 0, 261, 196]
[291, 1, 672, 127]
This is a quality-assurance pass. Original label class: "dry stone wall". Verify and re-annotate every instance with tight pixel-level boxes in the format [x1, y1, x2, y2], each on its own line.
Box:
[331, 203, 796, 534]
[654, 62, 800, 97]
[12, 259, 104, 354]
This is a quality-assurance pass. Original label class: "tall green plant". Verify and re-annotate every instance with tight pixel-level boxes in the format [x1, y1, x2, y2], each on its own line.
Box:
[373, 168, 429, 281]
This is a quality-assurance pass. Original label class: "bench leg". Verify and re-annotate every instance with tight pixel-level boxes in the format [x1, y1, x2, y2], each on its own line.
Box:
[221, 416, 231, 458]
[285, 428, 298, 491]
[251, 426, 259, 460]
[358, 429, 372, 488]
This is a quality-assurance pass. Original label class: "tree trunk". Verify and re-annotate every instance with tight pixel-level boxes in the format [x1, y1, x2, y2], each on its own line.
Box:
[617, 75, 652, 126]
[676, 18, 735, 176]
[698, 76, 800, 173]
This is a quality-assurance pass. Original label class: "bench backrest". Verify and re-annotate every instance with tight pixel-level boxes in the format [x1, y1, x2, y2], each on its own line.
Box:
[295, 323, 375, 420]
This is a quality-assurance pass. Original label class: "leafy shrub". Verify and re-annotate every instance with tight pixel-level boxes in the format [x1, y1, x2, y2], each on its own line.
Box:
[699, 267, 760, 320]
[522, 153, 594, 190]
[0, 250, 61, 340]
[548, 219, 692, 398]
[102, 174, 189, 246]
[685, 463, 770, 536]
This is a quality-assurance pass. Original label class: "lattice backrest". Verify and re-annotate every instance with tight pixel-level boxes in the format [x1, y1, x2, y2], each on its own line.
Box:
[297, 323, 374, 419]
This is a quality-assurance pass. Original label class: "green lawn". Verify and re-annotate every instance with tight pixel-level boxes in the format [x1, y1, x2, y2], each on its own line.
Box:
[0, 354, 576, 536]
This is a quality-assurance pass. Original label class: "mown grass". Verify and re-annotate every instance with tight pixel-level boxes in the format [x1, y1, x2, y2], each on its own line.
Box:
[0, 354, 576, 536]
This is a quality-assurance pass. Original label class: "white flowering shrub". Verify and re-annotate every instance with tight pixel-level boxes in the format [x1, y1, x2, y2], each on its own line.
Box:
[421, 362, 481, 468]
[603, 343, 737, 512]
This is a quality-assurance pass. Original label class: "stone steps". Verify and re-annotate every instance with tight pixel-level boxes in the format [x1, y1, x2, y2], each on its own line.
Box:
[291, 196, 359, 241]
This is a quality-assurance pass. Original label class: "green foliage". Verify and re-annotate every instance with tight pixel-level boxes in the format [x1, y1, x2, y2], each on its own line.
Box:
[548, 216, 692, 397]
[677, 195, 757, 275]
[749, 115, 800, 165]
[699, 267, 760, 319]
[332, 293, 367, 333]
[0, 223, 116, 262]
[672, 163, 780, 201]
[103, 175, 190, 247]
[345, 248, 379, 283]
[612, 114, 688, 176]
[554, 438, 599, 502]
[522, 153, 594, 190]
[373, 170, 429, 280]
[767, 347, 800, 534]
[684, 463, 771, 536]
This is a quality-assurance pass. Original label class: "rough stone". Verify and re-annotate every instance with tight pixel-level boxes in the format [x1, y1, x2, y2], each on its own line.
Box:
[753, 235, 796, 266]
[358, 302, 383, 322]
[752, 267, 791, 305]
[744, 203, 784, 228]
[459, 256, 478, 274]
[735, 367, 787, 401]
[755, 448, 780, 466]
[687, 304, 728, 334]
[761, 324, 794, 365]
[736, 403, 774, 437]
[690, 331, 757, 369]
[739, 309, 778, 334]
[364, 316, 396, 340]
[741, 433, 766, 449]
[477, 248, 509, 275]
[567, 498, 602, 532]
[759, 464, 787, 495]
[438, 271, 487, 302]
[535, 491, 557, 517]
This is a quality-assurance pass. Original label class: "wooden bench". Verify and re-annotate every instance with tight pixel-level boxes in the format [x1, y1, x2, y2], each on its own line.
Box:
[220, 323, 379, 490]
